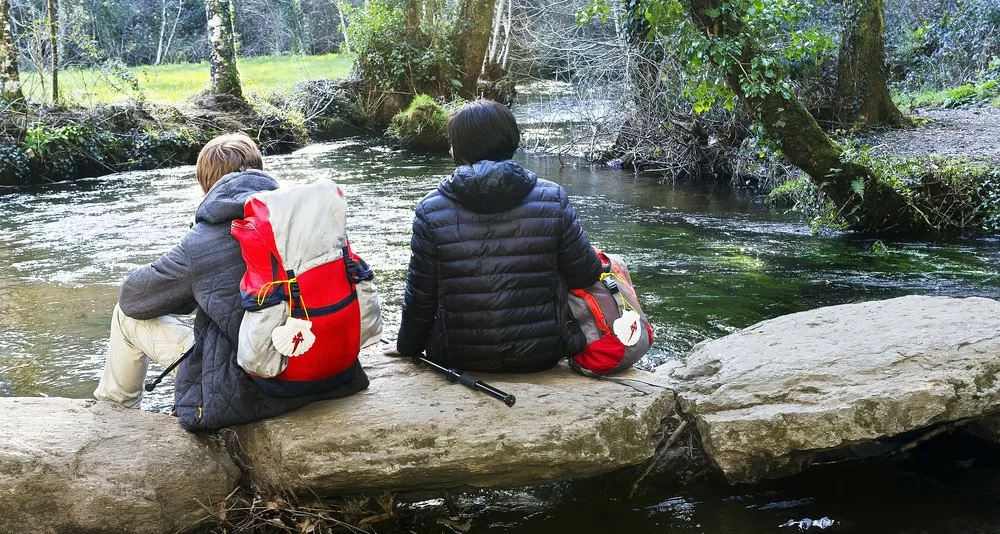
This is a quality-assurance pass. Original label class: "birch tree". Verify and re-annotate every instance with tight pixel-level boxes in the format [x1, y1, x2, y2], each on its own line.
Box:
[0, 0, 23, 108]
[206, 0, 242, 98]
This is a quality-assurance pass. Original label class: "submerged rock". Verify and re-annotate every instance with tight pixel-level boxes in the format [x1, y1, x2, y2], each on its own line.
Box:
[666, 295, 1000, 483]
[234, 355, 675, 495]
[0, 398, 240, 533]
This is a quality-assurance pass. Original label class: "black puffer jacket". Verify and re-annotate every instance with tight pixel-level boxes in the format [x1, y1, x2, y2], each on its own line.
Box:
[396, 160, 602, 372]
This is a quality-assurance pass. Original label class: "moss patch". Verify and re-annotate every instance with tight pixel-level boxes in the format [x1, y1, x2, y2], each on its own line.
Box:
[386, 94, 458, 153]
[974, 362, 1000, 393]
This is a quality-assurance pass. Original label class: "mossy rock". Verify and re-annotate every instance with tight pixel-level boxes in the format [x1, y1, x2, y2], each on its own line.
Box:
[387, 94, 454, 152]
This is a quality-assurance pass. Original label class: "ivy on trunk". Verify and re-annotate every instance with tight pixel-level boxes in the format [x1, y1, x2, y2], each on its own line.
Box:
[835, 0, 909, 128]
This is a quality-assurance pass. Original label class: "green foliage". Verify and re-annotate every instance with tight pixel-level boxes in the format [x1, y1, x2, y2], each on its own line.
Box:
[868, 240, 890, 256]
[344, 0, 459, 98]
[576, 0, 612, 24]
[898, 78, 1000, 109]
[767, 174, 850, 232]
[769, 149, 1000, 234]
[24, 121, 92, 159]
[386, 93, 457, 151]
[638, 0, 835, 112]
[846, 149, 1000, 232]
[0, 143, 31, 185]
[887, 0, 1000, 92]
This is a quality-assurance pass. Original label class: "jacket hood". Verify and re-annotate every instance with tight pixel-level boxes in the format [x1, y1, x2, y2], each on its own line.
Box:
[439, 160, 537, 214]
[196, 169, 279, 225]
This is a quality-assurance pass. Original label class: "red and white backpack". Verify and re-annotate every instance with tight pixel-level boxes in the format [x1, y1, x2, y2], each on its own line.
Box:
[568, 248, 654, 376]
[231, 179, 382, 396]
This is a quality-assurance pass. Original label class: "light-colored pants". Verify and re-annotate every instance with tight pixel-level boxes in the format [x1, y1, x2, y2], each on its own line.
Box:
[93, 304, 194, 409]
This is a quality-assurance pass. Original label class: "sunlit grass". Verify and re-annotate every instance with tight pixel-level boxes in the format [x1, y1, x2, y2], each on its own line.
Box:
[20, 53, 353, 107]
[895, 79, 1000, 109]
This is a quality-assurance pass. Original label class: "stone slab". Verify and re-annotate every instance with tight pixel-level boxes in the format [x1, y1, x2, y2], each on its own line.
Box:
[0, 398, 240, 534]
[665, 295, 1000, 483]
[235, 356, 675, 495]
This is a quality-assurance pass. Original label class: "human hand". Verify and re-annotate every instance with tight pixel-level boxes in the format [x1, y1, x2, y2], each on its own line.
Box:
[381, 340, 402, 357]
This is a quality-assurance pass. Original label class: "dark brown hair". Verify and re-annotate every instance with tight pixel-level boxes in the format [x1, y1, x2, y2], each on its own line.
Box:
[195, 133, 264, 193]
[446, 100, 520, 165]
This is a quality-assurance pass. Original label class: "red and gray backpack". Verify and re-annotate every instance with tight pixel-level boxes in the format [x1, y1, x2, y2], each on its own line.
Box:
[568, 248, 654, 376]
[231, 179, 382, 397]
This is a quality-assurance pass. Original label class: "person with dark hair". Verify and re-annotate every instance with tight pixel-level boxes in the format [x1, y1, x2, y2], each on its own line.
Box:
[384, 99, 603, 372]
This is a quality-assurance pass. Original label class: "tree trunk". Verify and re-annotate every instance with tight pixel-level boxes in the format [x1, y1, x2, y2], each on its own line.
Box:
[0, 0, 25, 109]
[335, 1, 350, 53]
[835, 0, 908, 128]
[161, 0, 184, 65]
[486, 0, 504, 65]
[403, 0, 421, 34]
[205, 0, 243, 98]
[685, 0, 912, 233]
[453, 0, 495, 99]
[156, 0, 168, 65]
[47, 0, 58, 103]
[289, 0, 307, 55]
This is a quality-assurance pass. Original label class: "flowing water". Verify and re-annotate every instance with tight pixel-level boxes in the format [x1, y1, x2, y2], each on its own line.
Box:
[1, 140, 999, 532]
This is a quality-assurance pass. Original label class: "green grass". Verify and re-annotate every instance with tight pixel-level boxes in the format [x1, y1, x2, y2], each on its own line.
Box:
[895, 79, 1000, 109]
[20, 53, 353, 106]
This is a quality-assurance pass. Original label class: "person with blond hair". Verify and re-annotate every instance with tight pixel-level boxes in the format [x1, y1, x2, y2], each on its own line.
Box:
[94, 133, 368, 429]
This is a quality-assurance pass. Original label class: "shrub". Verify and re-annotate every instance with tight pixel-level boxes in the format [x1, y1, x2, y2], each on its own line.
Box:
[886, 0, 1000, 91]
[772, 148, 1000, 233]
[386, 94, 457, 152]
[344, 0, 459, 98]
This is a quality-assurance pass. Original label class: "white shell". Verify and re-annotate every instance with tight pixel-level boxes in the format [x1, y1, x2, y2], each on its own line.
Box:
[271, 317, 316, 357]
[612, 310, 642, 346]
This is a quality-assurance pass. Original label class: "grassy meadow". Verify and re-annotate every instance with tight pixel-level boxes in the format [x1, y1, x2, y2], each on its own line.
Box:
[19, 53, 353, 107]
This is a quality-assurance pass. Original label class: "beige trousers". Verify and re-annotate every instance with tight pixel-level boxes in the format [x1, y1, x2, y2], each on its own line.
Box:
[93, 304, 194, 409]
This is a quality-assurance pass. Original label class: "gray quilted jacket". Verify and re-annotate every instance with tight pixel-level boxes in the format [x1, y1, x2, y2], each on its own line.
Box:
[118, 170, 369, 430]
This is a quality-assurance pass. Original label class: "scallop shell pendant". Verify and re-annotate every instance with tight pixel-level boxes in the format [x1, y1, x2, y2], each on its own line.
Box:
[271, 317, 316, 357]
[612, 310, 642, 346]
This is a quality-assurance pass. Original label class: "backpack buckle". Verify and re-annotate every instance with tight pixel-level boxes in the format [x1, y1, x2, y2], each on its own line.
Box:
[602, 276, 619, 293]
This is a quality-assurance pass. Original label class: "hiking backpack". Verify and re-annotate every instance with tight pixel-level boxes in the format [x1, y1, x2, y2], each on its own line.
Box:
[568, 248, 654, 376]
[231, 179, 382, 397]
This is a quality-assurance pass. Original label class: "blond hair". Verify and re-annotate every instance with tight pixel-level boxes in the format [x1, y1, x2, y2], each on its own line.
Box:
[195, 133, 264, 193]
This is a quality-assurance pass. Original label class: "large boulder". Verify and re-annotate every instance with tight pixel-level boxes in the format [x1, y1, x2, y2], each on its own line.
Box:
[234, 355, 675, 495]
[666, 295, 1000, 483]
[0, 398, 240, 534]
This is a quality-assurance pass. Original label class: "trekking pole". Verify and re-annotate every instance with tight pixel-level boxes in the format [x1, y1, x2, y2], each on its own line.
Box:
[144, 348, 193, 392]
[413, 355, 516, 408]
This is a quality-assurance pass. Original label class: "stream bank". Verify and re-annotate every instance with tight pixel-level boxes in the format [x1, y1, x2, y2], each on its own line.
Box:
[0, 81, 372, 186]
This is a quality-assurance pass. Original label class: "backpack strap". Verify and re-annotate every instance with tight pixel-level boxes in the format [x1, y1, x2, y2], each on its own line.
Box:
[343, 244, 374, 284]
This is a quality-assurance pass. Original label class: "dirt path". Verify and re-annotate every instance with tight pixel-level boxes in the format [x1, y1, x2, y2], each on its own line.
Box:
[869, 107, 1000, 163]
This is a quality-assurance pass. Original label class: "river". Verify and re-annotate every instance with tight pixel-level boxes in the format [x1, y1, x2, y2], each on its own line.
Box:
[0, 139, 998, 532]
